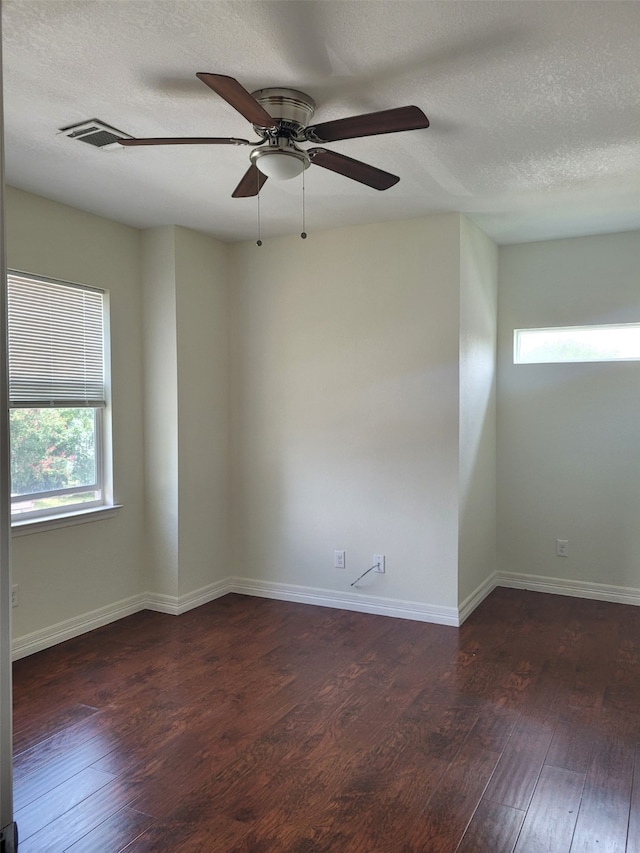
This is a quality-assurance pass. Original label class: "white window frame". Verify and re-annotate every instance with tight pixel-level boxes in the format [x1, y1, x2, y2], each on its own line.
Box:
[514, 323, 640, 364]
[9, 408, 104, 520]
[7, 271, 116, 528]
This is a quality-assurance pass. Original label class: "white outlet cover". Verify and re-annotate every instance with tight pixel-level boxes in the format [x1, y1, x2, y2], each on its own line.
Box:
[373, 554, 385, 573]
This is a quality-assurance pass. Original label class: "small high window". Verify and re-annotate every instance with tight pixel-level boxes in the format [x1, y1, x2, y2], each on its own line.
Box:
[514, 324, 640, 364]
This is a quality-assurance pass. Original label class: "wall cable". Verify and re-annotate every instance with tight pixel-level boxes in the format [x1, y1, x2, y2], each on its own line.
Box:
[350, 563, 380, 587]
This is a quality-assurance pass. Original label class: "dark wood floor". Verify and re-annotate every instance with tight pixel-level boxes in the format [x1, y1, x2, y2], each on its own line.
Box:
[11, 588, 640, 852]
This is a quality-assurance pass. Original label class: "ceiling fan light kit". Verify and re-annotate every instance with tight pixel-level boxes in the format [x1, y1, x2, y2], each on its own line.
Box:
[250, 138, 309, 180]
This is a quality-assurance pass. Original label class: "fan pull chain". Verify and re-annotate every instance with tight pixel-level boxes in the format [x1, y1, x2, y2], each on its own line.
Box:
[301, 167, 307, 240]
[256, 187, 262, 247]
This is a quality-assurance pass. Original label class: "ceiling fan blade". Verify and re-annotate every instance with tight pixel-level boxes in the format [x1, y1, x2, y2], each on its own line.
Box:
[305, 105, 429, 143]
[232, 164, 268, 198]
[308, 149, 399, 190]
[196, 73, 276, 128]
[119, 137, 254, 146]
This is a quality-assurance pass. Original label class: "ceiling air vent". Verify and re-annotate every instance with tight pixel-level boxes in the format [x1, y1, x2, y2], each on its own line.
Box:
[59, 119, 132, 151]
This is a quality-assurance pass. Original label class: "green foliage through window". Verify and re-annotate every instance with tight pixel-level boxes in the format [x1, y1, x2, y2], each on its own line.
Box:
[10, 408, 97, 498]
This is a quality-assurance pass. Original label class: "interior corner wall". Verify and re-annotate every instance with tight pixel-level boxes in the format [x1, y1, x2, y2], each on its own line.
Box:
[142, 225, 231, 605]
[174, 226, 230, 596]
[141, 226, 180, 600]
[497, 230, 640, 595]
[0, 34, 14, 827]
[6, 188, 146, 641]
[458, 217, 498, 608]
[229, 216, 462, 613]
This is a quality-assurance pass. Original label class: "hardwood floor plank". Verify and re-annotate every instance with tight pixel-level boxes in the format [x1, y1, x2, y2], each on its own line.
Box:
[388, 695, 480, 762]
[483, 717, 555, 810]
[12, 702, 100, 757]
[306, 754, 451, 852]
[403, 741, 501, 852]
[62, 806, 154, 852]
[15, 778, 136, 853]
[14, 766, 115, 843]
[13, 711, 107, 782]
[455, 799, 525, 853]
[513, 765, 584, 853]
[545, 706, 596, 774]
[120, 817, 249, 853]
[570, 713, 635, 853]
[626, 743, 640, 852]
[13, 733, 118, 812]
[463, 703, 519, 753]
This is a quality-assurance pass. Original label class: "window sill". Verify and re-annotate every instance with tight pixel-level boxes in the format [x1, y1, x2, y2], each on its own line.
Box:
[11, 504, 123, 536]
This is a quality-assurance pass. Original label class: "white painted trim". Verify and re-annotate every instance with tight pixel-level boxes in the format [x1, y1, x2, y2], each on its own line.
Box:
[12, 576, 459, 659]
[14, 571, 640, 662]
[458, 572, 497, 624]
[496, 571, 640, 607]
[11, 504, 123, 537]
[144, 577, 234, 615]
[11, 593, 146, 661]
[229, 577, 459, 626]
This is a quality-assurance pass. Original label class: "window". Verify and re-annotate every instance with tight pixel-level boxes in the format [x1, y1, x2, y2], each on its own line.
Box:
[7, 272, 110, 520]
[514, 323, 640, 364]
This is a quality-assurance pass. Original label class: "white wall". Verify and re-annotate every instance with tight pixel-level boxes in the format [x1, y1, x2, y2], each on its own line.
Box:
[142, 226, 179, 600]
[143, 225, 231, 604]
[174, 226, 230, 596]
[7, 197, 499, 652]
[0, 35, 16, 833]
[230, 216, 463, 613]
[4, 192, 638, 645]
[6, 188, 146, 642]
[458, 217, 498, 608]
[8, 202, 231, 649]
[497, 230, 640, 596]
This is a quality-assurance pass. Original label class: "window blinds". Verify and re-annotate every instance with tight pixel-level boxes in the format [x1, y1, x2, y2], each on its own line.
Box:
[7, 273, 106, 408]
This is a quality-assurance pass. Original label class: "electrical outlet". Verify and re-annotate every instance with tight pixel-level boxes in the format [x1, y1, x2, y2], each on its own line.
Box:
[12, 585, 19, 607]
[334, 550, 346, 569]
[373, 554, 385, 573]
[556, 539, 569, 558]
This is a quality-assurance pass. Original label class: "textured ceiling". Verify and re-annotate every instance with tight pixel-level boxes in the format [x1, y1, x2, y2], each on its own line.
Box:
[2, 0, 640, 244]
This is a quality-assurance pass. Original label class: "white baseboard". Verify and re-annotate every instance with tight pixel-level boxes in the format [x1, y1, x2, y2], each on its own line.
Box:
[17, 573, 556, 660]
[144, 577, 234, 615]
[11, 579, 234, 660]
[229, 576, 459, 626]
[11, 593, 147, 661]
[458, 573, 497, 624]
[12, 576, 462, 658]
[496, 571, 640, 607]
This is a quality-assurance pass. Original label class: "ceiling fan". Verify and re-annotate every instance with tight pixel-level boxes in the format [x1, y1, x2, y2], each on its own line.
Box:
[119, 73, 430, 197]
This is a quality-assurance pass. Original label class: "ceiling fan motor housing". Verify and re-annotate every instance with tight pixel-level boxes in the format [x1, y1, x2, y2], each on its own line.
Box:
[250, 88, 316, 138]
